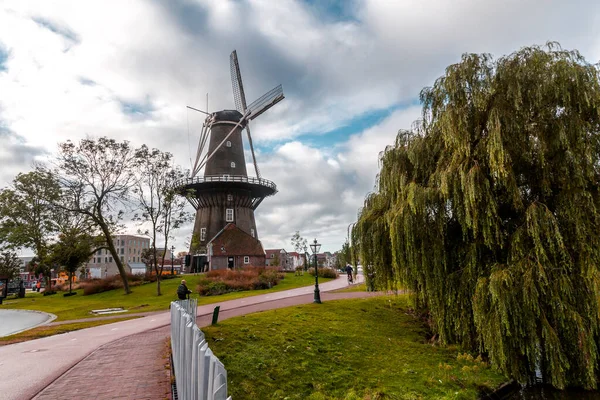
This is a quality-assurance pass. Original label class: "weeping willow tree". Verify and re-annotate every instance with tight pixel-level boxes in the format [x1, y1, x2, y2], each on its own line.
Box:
[353, 43, 600, 389]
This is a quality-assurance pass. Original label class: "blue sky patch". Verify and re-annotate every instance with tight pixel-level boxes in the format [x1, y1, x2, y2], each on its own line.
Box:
[78, 77, 96, 86]
[0, 45, 8, 72]
[32, 17, 79, 43]
[254, 98, 421, 154]
[301, 0, 359, 22]
[119, 98, 154, 118]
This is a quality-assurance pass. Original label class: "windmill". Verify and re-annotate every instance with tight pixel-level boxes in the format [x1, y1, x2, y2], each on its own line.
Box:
[176, 50, 283, 265]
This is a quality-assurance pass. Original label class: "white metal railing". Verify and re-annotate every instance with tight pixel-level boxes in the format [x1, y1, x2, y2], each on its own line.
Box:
[174, 175, 277, 191]
[171, 300, 231, 400]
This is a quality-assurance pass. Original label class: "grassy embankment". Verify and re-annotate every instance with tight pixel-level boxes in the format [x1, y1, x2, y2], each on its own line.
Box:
[203, 296, 507, 400]
[0, 273, 332, 321]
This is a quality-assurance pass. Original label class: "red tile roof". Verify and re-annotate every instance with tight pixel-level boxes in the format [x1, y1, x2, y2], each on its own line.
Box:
[265, 249, 286, 258]
[209, 224, 265, 256]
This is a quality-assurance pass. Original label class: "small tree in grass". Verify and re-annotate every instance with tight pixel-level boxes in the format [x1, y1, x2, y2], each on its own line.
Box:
[0, 251, 20, 280]
[271, 253, 280, 267]
[133, 146, 192, 296]
[47, 211, 102, 295]
[48, 229, 95, 295]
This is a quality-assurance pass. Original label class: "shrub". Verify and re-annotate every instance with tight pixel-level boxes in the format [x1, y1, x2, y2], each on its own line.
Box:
[197, 266, 284, 296]
[78, 272, 160, 295]
[308, 267, 338, 279]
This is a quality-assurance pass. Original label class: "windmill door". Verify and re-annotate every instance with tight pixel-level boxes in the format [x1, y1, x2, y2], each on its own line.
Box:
[228, 257, 234, 269]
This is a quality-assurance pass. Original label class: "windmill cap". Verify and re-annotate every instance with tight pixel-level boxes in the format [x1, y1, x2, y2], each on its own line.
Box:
[212, 110, 244, 123]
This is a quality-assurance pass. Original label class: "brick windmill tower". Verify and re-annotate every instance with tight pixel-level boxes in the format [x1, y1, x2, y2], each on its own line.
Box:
[177, 51, 282, 270]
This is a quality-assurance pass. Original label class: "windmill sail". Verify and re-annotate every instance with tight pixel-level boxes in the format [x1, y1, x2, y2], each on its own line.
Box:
[230, 50, 248, 113]
[230, 50, 267, 178]
[246, 84, 284, 121]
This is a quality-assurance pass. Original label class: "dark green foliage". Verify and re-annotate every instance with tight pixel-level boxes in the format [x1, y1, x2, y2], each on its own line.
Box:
[353, 43, 600, 388]
[0, 171, 60, 286]
[0, 251, 20, 280]
[47, 228, 95, 294]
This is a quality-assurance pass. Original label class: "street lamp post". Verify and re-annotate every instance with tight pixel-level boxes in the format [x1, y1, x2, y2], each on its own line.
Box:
[310, 238, 321, 304]
[170, 246, 175, 275]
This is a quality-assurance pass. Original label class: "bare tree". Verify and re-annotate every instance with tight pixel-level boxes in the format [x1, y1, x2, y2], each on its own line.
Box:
[134, 146, 192, 296]
[291, 231, 307, 269]
[53, 138, 140, 294]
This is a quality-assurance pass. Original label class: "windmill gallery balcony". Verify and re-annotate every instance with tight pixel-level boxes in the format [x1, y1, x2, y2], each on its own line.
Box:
[174, 175, 277, 210]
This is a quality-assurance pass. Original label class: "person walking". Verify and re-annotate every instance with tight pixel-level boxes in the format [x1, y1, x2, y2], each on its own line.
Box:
[177, 279, 192, 300]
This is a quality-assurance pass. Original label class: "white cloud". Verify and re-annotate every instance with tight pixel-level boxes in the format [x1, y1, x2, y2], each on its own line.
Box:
[1, 0, 600, 252]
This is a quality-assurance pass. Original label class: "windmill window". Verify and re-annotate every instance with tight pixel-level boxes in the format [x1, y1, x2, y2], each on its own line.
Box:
[226, 208, 234, 222]
[251, 228, 255, 238]
[200, 228, 206, 241]
[226, 141, 232, 147]
[271, 254, 274, 258]
[244, 256, 250, 264]
[231, 162, 236, 168]
[227, 194, 233, 202]
[222, 174, 230, 181]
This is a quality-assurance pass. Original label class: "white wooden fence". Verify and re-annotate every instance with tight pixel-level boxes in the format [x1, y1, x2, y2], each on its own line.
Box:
[171, 299, 231, 400]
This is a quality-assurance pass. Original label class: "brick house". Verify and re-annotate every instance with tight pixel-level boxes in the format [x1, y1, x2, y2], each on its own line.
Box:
[208, 223, 266, 270]
[265, 249, 294, 270]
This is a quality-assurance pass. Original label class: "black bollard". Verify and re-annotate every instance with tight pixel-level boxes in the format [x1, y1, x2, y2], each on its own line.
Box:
[211, 305, 220, 325]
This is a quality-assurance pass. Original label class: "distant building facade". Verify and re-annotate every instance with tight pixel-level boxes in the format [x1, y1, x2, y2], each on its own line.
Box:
[85, 235, 150, 278]
[265, 249, 294, 270]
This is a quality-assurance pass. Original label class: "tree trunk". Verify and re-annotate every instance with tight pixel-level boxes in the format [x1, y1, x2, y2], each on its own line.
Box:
[99, 221, 130, 294]
[69, 270, 73, 294]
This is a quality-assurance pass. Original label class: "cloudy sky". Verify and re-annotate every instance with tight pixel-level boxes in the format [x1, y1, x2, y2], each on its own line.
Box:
[1, 0, 599, 254]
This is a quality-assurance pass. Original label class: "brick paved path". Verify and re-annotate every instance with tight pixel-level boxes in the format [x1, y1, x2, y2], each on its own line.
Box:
[33, 327, 172, 400]
[32, 289, 381, 400]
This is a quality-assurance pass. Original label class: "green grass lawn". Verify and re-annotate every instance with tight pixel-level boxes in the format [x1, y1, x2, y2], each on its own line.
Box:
[203, 296, 507, 400]
[333, 283, 367, 293]
[0, 273, 332, 321]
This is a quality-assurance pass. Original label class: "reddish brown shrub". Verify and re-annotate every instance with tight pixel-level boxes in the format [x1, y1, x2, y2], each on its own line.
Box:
[197, 266, 284, 296]
[77, 272, 175, 295]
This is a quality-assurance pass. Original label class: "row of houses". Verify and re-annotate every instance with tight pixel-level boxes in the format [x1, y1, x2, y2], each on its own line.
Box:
[16, 225, 338, 280]
[203, 223, 337, 272]
[264, 249, 337, 271]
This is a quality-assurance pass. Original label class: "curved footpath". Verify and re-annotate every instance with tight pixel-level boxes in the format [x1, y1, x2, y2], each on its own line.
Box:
[0, 275, 380, 400]
[0, 309, 56, 337]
